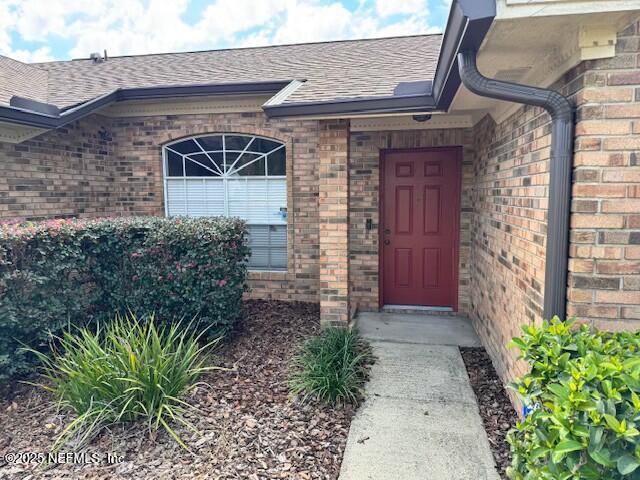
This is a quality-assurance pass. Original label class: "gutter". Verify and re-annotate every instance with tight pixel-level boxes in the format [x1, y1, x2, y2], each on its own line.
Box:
[457, 50, 574, 320]
[265, 0, 496, 118]
[0, 80, 293, 129]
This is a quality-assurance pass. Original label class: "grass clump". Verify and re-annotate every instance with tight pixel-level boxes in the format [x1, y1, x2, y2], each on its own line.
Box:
[289, 327, 372, 406]
[28, 313, 218, 451]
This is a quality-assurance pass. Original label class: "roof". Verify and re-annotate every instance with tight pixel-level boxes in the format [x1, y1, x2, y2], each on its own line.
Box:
[33, 35, 442, 110]
[0, 0, 496, 128]
[0, 56, 48, 106]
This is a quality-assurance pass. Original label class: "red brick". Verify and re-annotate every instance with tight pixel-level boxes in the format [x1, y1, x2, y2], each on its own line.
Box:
[575, 120, 631, 135]
[595, 290, 640, 304]
[573, 184, 626, 197]
[596, 261, 640, 274]
[571, 214, 625, 228]
[608, 71, 640, 85]
[605, 104, 640, 118]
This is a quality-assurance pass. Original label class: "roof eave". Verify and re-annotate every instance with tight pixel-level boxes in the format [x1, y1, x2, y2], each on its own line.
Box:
[0, 80, 293, 130]
[263, 0, 495, 119]
[263, 93, 438, 118]
[0, 0, 497, 128]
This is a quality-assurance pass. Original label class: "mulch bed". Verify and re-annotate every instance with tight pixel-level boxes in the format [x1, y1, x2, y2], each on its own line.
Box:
[460, 347, 518, 480]
[0, 300, 354, 479]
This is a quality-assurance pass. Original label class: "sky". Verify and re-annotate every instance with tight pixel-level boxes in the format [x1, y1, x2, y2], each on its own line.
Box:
[0, 0, 451, 63]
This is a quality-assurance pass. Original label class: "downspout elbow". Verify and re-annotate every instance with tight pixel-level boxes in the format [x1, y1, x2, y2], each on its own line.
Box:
[458, 50, 572, 122]
[457, 49, 575, 321]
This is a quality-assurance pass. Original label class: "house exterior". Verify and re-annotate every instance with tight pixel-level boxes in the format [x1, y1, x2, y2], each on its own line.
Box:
[1, 0, 639, 386]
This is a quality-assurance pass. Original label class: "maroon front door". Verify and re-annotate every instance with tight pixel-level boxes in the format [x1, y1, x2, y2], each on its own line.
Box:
[381, 147, 461, 309]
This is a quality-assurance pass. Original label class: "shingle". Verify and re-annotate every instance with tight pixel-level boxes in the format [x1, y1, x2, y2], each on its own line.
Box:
[30, 34, 442, 109]
[0, 55, 49, 106]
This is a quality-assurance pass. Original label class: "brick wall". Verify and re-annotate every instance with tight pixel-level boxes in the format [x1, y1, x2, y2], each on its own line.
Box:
[470, 18, 640, 386]
[108, 111, 322, 303]
[567, 18, 640, 329]
[348, 128, 474, 314]
[0, 111, 322, 303]
[318, 120, 351, 325]
[470, 108, 551, 382]
[0, 115, 118, 219]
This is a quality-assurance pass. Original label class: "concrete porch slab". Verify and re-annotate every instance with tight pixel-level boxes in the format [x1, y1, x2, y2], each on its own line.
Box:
[356, 310, 482, 347]
[339, 312, 499, 480]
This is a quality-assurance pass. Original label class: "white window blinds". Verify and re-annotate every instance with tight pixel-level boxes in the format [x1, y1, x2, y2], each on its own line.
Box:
[163, 134, 287, 270]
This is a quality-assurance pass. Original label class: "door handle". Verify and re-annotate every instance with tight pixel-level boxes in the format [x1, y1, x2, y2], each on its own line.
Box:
[384, 239, 390, 245]
[384, 229, 391, 235]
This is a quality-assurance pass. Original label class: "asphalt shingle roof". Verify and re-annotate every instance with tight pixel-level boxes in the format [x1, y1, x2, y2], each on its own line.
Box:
[7, 34, 442, 110]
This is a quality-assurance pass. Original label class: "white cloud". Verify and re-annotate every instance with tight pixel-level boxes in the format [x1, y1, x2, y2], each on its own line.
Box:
[272, 2, 353, 44]
[0, 0, 444, 61]
[375, 0, 427, 17]
[5, 46, 54, 62]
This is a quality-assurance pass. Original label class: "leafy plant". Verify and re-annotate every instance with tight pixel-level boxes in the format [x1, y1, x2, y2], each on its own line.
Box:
[27, 313, 219, 450]
[289, 327, 372, 406]
[507, 317, 640, 480]
[0, 216, 249, 382]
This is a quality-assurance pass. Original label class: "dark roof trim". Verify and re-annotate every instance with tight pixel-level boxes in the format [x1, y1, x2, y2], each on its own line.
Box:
[431, 0, 496, 111]
[265, 0, 495, 118]
[0, 0, 496, 127]
[263, 89, 437, 117]
[0, 80, 292, 129]
[10, 96, 60, 116]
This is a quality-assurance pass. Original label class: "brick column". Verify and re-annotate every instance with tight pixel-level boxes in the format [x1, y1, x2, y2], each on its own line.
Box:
[567, 18, 640, 329]
[319, 119, 350, 326]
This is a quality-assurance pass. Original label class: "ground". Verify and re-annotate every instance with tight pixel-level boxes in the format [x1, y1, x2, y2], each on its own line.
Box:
[0, 301, 354, 480]
[460, 347, 517, 480]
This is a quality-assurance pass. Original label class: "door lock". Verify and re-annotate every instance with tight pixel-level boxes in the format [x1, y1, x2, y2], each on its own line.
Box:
[384, 239, 390, 245]
[384, 229, 391, 235]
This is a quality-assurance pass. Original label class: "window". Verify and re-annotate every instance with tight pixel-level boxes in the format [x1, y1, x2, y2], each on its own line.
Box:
[163, 134, 287, 270]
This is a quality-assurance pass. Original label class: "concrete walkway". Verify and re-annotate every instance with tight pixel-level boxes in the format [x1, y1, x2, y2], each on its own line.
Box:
[339, 311, 500, 480]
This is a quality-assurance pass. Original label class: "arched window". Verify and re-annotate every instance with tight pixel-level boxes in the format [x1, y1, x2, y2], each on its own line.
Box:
[163, 134, 287, 270]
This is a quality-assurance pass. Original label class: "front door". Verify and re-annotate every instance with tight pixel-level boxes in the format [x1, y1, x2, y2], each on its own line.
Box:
[381, 147, 461, 309]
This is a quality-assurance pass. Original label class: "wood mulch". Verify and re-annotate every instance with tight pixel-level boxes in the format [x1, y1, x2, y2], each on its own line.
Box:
[460, 347, 518, 480]
[0, 300, 354, 479]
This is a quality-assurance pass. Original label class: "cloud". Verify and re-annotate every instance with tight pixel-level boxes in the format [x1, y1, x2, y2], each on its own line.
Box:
[0, 0, 445, 61]
[375, 0, 427, 18]
[272, 2, 353, 44]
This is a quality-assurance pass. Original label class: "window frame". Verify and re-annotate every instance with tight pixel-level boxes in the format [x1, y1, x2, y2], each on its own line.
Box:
[161, 133, 288, 272]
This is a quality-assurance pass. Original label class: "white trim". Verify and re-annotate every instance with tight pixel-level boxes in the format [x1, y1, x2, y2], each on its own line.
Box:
[0, 122, 47, 143]
[262, 80, 306, 106]
[351, 114, 473, 132]
[100, 94, 270, 117]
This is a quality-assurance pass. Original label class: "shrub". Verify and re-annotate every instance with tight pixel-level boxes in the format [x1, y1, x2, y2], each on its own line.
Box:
[289, 327, 372, 406]
[28, 313, 218, 450]
[0, 217, 249, 382]
[507, 317, 640, 480]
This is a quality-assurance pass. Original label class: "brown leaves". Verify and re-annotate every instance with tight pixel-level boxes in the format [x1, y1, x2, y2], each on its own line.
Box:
[460, 347, 517, 480]
[0, 300, 353, 480]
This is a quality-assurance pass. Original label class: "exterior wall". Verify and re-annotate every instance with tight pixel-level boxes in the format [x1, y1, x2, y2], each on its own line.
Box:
[318, 120, 351, 325]
[567, 18, 640, 329]
[470, 17, 640, 386]
[470, 109, 551, 382]
[0, 116, 119, 219]
[108, 111, 321, 303]
[0, 111, 322, 304]
[348, 128, 474, 315]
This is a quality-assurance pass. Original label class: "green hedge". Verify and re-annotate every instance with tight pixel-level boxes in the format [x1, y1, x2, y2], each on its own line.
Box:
[0, 217, 249, 382]
[507, 318, 640, 480]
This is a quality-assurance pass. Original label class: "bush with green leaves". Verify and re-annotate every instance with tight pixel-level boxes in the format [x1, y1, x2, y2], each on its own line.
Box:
[507, 317, 640, 480]
[289, 327, 372, 406]
[0, 216, 249, 382]
[28, 313, 218, 450]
